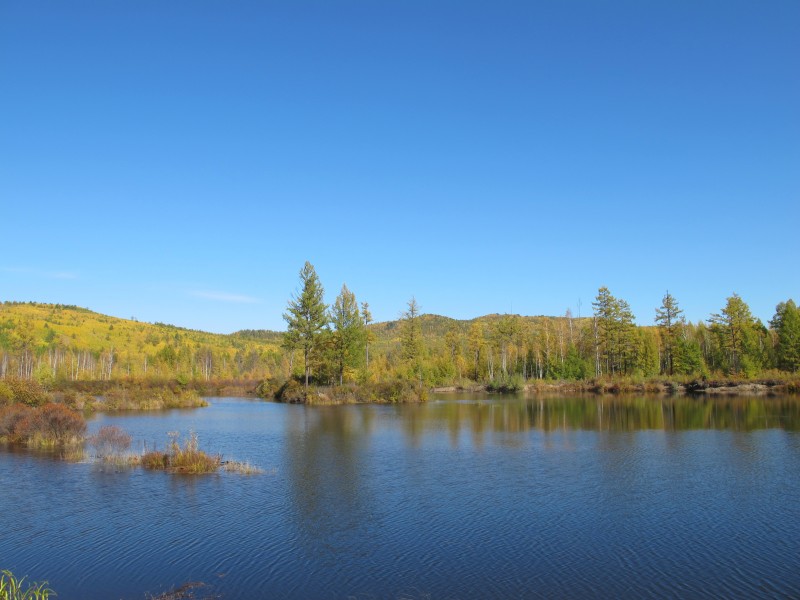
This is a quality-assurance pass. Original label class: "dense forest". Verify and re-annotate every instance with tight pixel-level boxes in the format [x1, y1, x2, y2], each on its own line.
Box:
[1, 262, 799, 396]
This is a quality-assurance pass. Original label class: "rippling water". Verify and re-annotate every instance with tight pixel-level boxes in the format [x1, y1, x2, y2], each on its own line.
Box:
[2, 395, 800, 599]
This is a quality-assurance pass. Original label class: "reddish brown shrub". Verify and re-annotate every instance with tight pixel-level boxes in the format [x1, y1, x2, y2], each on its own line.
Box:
[0, 404, 33, 441]
[89, 425, 132, 459]
[13, 403, 86, 446]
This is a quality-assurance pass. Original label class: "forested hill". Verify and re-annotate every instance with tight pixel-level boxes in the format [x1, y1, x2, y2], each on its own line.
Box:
[0, 302, 283, 381]
[2, 293, 799, 387]
[0, 302, 583, 383]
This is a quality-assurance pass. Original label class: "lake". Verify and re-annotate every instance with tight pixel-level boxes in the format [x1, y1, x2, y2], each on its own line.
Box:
[2, 394, 800, 599]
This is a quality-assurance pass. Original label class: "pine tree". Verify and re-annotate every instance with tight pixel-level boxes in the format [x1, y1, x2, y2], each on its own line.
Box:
[283, 261, 328, 393]
[655, 291, 685, 376]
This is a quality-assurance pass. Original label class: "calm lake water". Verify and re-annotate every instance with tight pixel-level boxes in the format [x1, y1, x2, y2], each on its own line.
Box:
[2, 394, 800, 599]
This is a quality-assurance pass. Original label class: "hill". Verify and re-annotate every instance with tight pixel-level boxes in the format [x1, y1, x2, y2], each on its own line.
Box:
[0, 302, 283, 382]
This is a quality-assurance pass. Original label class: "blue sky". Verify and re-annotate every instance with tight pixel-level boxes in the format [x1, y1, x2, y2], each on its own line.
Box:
[1, 0, 798, 333]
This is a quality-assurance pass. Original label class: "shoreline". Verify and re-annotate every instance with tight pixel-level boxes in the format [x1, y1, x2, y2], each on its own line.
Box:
[431, 379, 798, 397]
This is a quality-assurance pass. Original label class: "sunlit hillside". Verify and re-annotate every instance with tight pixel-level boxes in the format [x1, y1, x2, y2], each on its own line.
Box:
[0, 302, 284, 381]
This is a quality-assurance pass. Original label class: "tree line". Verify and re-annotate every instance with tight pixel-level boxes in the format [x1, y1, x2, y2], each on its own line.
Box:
[282, 263, 800, 390]
[1, 267, 799, 390]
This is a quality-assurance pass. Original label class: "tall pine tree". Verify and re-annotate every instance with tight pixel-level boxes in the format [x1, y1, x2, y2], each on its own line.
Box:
[283, 261, 328, 393]
[655, 291, 685, 375]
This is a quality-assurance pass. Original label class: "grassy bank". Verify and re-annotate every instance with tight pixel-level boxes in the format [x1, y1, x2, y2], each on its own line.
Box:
[0, 377, 213, 412]
[260, 377, 428, 404]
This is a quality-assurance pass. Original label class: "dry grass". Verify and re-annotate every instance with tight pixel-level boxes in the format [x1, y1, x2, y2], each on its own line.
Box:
[221, 460, 264, 475]
[141, 431, 220, 474]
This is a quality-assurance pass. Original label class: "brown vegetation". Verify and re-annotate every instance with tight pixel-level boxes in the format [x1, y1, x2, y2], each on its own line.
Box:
[269, 377, 428, 404]
[0, 403, 86, 448]
[142, 432, 220, 474]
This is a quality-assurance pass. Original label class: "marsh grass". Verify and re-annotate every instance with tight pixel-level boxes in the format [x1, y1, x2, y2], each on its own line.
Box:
[101, 387, 208, 411]
[221, 460, 264, 475]
[141, 431, 220, 474]
[0, 570, 54, 600]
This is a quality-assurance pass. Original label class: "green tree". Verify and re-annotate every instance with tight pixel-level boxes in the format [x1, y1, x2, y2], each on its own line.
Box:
[283, 261, 328, 393]
[771, 299, 800, 372]
[493, 315, 521, 378]
[655, 291, 685, 376]
[709, 294, 759, 375]
[400, 297, 423, 381]
[673, 330, 705, 376]
[592, 287, 636, 376]
[361, 301, 373, 371]
[330, 284, 364, 385]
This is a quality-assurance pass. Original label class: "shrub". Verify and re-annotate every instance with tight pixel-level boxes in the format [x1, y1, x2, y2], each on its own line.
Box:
[13, 403, 86, 448]
[89, 425, 132, 460]
[487, 375, 525, 393]
[0, 381, 13, 405]
[2, 378, 51, 407]
[274, 379, 306, 403]
[0, 405, 33, 442]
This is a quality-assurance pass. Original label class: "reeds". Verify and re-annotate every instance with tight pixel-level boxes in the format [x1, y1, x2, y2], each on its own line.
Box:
[221, 460, 264, 475]
[141, 431, 220, 474]
[0, 570, 54, 600]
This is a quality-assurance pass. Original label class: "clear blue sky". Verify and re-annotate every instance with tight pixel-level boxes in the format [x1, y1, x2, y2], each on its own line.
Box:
[1, 0, 798, 333]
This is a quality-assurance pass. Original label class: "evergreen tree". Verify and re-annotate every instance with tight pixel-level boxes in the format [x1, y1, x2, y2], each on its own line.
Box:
[592, 287, 636, 375]
[330, 284, 364, 385]
[655, 291, 685, 375]
[771, 299, 800, 372]
[283, 261, 328, 393]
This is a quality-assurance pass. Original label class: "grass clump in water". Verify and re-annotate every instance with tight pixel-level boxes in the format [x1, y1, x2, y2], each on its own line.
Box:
[142, 431, 220, 474]
[221, 460, 263, 475]
[0, 570, 54, 600]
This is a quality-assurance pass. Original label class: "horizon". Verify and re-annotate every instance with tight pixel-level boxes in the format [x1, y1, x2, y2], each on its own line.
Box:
[2, 1, 797, 332]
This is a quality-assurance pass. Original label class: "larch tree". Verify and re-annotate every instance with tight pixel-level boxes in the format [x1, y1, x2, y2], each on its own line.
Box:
[330, 284, 364, 385]
[655, 291, 685, 376]
[709, 293, 757, 375]
[400, 297, 423, 382]
[283, 261, 328, 393]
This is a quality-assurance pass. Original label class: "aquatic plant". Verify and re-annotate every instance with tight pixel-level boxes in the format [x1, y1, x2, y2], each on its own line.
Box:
[89, 425, 137, 465]
[0, 570, 54, 600]
[221, 460, 264, 475]
[141, 431, 220, 474]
